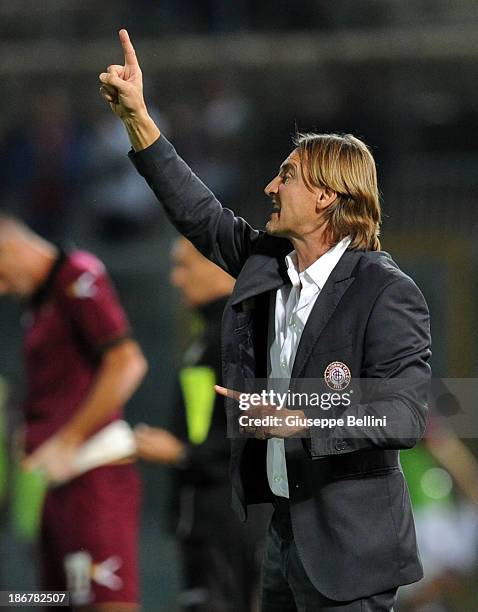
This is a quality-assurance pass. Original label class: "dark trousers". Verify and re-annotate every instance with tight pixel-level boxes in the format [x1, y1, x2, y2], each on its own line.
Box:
[262, 499, 397, 612]
[178, 503, 269, 612]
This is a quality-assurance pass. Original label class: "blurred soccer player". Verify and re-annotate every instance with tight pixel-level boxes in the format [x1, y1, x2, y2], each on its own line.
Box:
[135, 237, 267, 612]
[0, 214, 147, 611]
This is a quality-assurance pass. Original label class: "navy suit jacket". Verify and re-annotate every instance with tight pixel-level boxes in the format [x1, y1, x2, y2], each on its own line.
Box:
[130, 136, 432, 600]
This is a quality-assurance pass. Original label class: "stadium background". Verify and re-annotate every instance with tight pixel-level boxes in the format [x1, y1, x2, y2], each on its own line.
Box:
[0, 1, 477, 610]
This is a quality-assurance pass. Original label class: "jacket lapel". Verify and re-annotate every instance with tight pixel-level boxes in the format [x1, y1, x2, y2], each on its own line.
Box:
[291, 250, 362, 379]
[230, 236, 291, 306]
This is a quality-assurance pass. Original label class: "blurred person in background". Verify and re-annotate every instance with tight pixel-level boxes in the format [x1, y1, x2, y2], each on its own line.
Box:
[0, 214, 147, 611]
[3, 89, 88, 242]
[398, 426, 478, 612]
[135, 236, 268, 612]
[85, 108, 166, 241]
[99, 30, 431, 612]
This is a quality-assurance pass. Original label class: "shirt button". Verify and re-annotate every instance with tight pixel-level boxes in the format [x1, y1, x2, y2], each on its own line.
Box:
[281, 360, 287, 368]
[274, 476, 281, 482]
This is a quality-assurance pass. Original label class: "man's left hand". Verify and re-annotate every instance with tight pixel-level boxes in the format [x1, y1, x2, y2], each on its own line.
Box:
[134, 424, 187, 465]
[214, 385, 307, 439]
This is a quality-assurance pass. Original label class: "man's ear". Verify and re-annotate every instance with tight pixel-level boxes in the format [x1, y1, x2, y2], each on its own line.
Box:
[316, 187, 337, 211]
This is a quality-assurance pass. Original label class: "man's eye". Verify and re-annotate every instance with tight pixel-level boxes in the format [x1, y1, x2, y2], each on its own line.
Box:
[282, 175, 291, 183]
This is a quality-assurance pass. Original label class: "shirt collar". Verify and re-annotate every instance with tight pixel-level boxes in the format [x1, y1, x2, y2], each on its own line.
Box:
[285, 236, 352, 291]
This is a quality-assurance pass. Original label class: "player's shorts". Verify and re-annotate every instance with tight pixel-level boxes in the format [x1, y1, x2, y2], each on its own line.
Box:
[40, 463, 141, 607]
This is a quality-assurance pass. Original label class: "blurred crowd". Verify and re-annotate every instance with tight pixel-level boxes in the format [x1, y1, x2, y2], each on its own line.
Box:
[1, 0, 477, 38]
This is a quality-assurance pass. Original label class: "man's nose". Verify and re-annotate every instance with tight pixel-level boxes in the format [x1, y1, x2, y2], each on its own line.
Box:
[264, 176, 279, 197]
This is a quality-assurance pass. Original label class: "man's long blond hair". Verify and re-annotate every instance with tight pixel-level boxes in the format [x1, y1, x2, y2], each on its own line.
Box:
[293, 132, 381, 251]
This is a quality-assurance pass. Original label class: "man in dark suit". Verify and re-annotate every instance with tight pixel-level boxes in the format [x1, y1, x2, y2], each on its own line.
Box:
[99, 30, 431, 611]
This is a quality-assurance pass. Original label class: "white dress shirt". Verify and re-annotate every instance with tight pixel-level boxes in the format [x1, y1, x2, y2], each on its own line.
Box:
[267, 236, 352, 497]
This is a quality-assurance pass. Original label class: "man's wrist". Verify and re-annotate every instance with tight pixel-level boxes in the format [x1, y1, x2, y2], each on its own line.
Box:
[123, 112, 161, 152]
[282, 409, 308, 437]
[56, 426, 85, 448]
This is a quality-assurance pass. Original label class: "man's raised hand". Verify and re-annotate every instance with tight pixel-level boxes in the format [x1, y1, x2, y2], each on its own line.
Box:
[99, 29, 145, 120]
[99, 29, 160, 150]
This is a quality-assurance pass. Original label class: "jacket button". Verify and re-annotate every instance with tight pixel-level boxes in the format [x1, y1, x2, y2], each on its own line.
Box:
[335, 440, 347, 451]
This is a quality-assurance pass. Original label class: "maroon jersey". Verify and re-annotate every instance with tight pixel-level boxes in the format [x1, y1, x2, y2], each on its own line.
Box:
[22, 250, 131, 452]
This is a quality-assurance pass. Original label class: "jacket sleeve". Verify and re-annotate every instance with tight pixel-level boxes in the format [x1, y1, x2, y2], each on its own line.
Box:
[129, 136, 261, 278]
[307, 275, 432, 457]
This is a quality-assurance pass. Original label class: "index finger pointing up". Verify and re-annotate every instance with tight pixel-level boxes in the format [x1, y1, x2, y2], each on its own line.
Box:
[119, 29, 138, 66]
